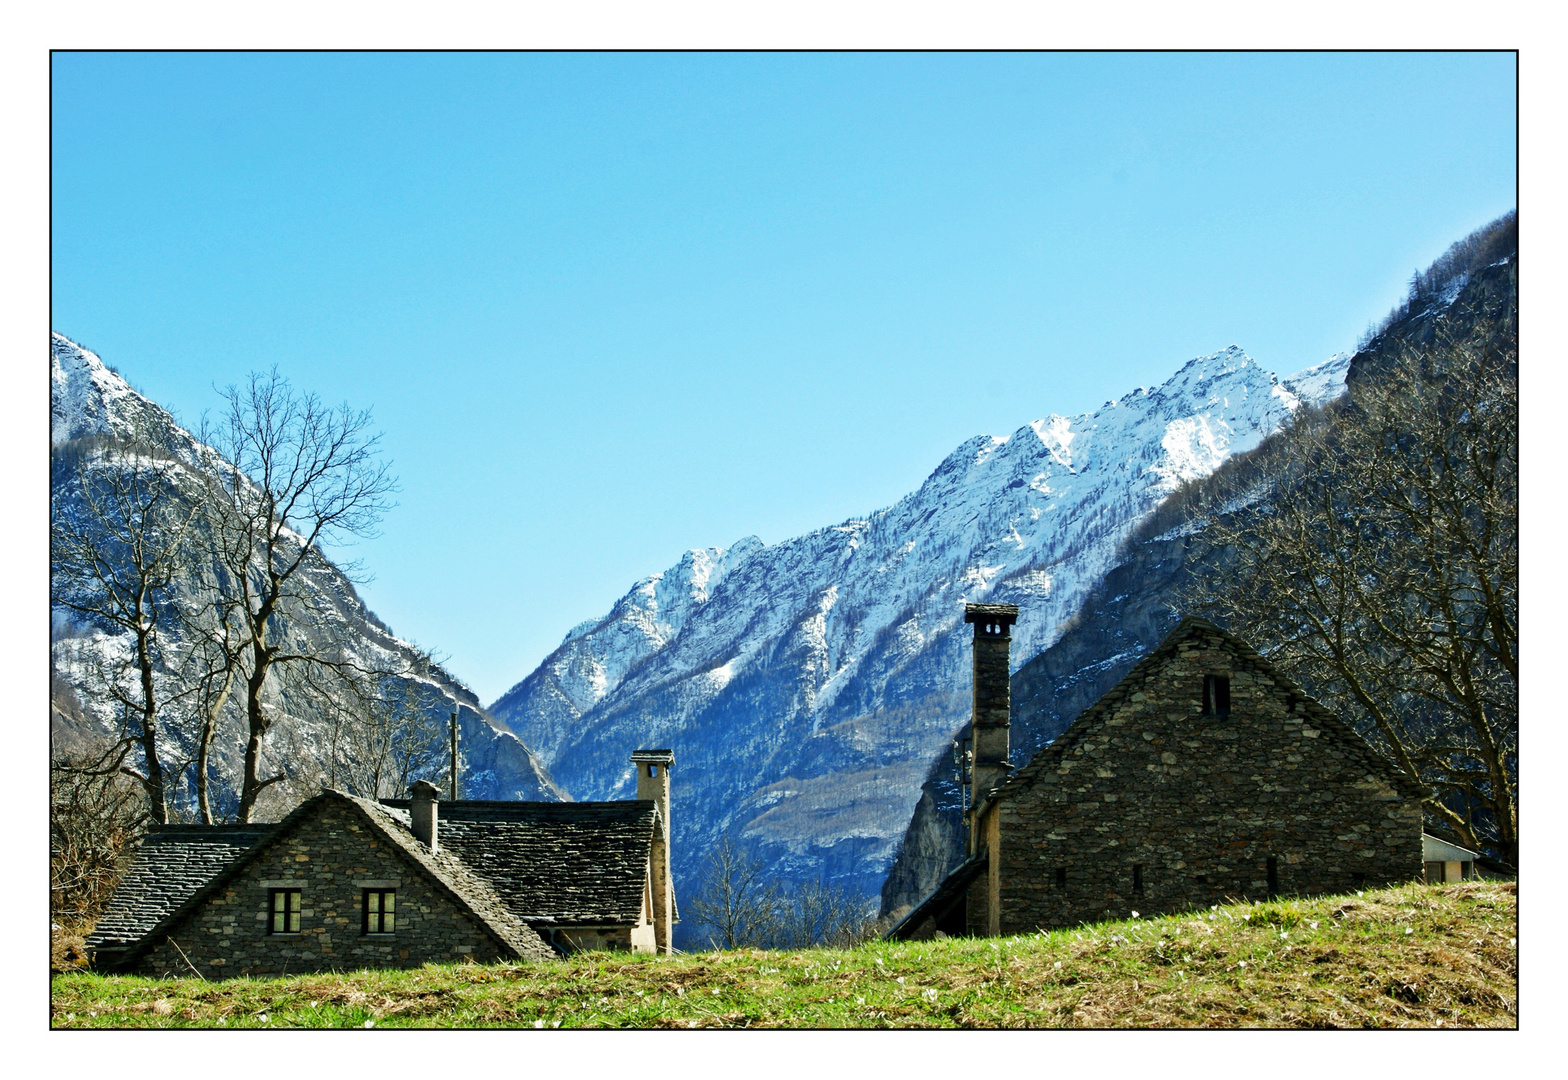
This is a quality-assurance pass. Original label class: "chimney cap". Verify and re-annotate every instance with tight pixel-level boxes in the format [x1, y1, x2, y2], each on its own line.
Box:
[964, 603, 1019, 625]
[409, 779, 442, 800]
[630, 749, 675, 765]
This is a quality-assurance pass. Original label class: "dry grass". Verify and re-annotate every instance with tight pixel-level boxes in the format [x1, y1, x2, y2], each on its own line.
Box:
[51, 880, 1515, 1029]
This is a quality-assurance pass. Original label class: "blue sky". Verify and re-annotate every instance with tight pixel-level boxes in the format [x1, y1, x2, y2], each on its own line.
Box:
[51, 51, 1517, 704]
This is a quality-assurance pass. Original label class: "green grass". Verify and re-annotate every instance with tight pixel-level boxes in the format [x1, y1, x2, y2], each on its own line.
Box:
[51, 880, 1515, 1029]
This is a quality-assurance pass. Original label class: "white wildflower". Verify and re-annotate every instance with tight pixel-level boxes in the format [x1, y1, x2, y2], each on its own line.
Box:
[1404, 927, 1414, 935]
[1310, 922, 1319, 930]
[896, 976, 906, 985]
[875, 958, 884, 967]
[1510, 938, 1517, 948]
[1131, 911, 1140, 919]
[552, 1020, 561, 1028]
[1238, 960, 1247, 968]
[533, 1019, 545, 1029]
[922, 988, 939, 1002]
[856, 996, 865, 1005]
[363, 1020, 374, 1029]
[1054, 961, 1062, 969]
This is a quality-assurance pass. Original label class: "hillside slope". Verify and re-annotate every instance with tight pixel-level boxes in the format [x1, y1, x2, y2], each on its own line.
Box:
[53, 881, 1517, 1029]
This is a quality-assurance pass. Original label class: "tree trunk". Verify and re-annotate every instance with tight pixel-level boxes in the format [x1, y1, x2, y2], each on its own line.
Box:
[132, 602, 167, 825]
[237, 630, 273, 823]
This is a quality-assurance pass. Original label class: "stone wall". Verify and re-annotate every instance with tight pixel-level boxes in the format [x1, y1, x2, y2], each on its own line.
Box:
[134, 801, 510, 978]
[993, 625, 1423, 933]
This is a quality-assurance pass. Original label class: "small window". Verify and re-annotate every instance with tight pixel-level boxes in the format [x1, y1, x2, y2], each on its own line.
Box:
[1202, 674, 1231, 716]
[1055, 867, 1067, 889]
[363, 889, 396, 934]
[268, 888, 301, 935]
[1132, 864, 1144, 894]
[1266, 856, 1279, 898]
[649, 764, 658, 777]
[1351, 872, 1366, 888]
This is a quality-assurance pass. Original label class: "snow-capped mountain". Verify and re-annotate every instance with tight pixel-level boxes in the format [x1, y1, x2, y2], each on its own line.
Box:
[491, 346, 1350, 928]
[50, 333, 563, 816]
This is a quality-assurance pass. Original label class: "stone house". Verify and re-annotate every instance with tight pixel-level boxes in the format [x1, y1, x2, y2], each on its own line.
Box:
[889, 611, 1425, 940]
[87, 749, 677, 977]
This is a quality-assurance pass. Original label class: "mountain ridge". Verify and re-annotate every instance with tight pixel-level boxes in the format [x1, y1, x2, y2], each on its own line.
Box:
[489, 344, 1350, 937]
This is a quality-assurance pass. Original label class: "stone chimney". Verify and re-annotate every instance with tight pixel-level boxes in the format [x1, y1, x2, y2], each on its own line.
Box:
[409, 779, 441, 853]
[964, 603, 1019, 806]
[630, 749, 675, 955]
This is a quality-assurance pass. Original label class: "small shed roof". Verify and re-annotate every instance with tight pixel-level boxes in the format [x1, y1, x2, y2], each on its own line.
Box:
[1422, 833, 1479, 862]
[884, 856, 987, 941]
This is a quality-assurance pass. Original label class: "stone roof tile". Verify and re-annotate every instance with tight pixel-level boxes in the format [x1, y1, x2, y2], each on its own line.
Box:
[379, 799, 661, 925]
[85, 826, 269, 949]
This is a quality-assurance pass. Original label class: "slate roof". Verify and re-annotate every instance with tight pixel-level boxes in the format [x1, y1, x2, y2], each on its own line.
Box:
[992, 616, 1426, 804]
[85, 825, 269, 951]
[379, 798, 668, 925]
[884, 856, 986, 941]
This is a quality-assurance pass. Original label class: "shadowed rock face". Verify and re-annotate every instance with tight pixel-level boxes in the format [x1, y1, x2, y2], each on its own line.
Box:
[489, 346, 1349, 945]
[50, 333, 563, 815]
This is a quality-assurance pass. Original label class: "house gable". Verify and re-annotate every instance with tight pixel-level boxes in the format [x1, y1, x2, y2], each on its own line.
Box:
[122, 793, 553, 977]
[989, 618, 1424, 931]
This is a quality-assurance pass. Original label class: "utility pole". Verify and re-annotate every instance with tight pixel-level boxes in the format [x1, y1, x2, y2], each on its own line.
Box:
[449, 708, 460, 802]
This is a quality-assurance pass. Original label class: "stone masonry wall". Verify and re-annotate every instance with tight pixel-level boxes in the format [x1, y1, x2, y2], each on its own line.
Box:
[995, 627, 1423, 933]
[134, 801, 510, 978]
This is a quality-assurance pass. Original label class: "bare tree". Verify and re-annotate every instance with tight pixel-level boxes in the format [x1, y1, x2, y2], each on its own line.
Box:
[317, 652, 450, 799]
[200, 369, 399, 822]
[51, 436, 205, 823]
[775, 878, 880, 949]
[171, 589, 247, 823]
[686, 835, 781, 950]
[687, 836, 879, 950]
[1188, 325, 1517, 864]
[51, 745, 148, 926]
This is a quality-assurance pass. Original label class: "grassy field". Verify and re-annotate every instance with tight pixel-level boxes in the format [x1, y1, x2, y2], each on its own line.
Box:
[51, 880, 1515, 1029]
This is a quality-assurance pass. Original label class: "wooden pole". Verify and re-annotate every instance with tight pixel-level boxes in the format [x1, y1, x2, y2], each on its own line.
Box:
[450, 708, 460, 802]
